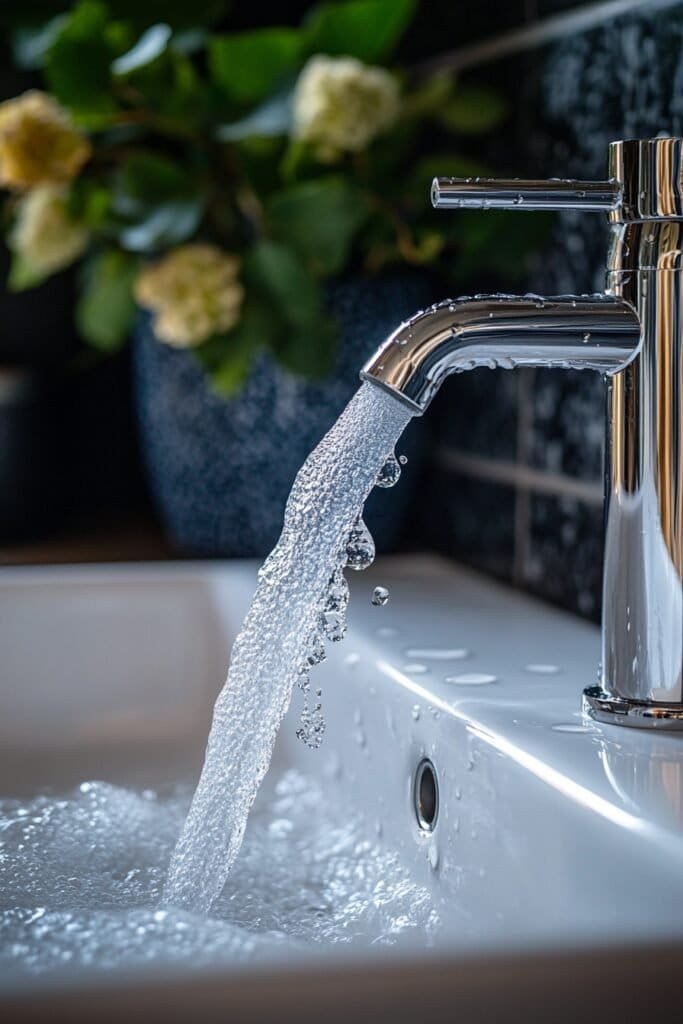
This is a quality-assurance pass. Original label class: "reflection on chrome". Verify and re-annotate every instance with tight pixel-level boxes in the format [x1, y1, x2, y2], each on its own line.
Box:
[365, 139, 683, 730]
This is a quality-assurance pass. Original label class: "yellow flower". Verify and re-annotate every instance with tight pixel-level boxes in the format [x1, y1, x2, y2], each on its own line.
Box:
[10, 185, 89, 276]
[0, 91, 91, 190]
[292, 55, 399, 161]
[134, 244, 244, 348]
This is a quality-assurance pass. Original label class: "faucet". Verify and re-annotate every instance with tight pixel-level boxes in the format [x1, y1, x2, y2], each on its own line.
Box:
[362, 137, 683, 730]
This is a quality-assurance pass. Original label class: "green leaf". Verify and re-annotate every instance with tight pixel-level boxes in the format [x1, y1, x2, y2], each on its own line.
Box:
[439, 87, 507, 135]
[6, 253, 46, 292]
[276, 315, 338, 378]
[76, 249, 139, 351]
[209, 28, 302, 105]
[112, 23, 172, 75]
[303, 0, 417, 62]
[246, 240, 322, 329]
[267, 177, 368, 276]
[44, 1, 128, 117]
[203, 303, 275, 395]
[120, 200, 205, 251]
[216, 92, 292, 142]
[111, 152, 205, 251]
[11, 15, 67, 70]
[114, 152, 195, 209]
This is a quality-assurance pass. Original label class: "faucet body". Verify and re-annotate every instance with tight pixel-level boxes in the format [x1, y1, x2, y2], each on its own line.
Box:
[363, 138, 683, 729]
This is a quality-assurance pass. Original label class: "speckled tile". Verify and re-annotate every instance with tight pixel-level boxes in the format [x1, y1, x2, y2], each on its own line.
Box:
[529, 368, 605, 481]
[523, 493, 603, 622]
[425, 471, 516, 582]
[431, 370, 519, 461]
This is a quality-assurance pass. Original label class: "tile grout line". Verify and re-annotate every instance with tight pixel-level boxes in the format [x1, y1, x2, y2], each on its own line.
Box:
[435, 446, 604, 506]
[512, 369, 536, 586]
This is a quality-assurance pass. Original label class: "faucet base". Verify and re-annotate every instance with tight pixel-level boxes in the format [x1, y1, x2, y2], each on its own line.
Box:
[583, 686, 683, 730]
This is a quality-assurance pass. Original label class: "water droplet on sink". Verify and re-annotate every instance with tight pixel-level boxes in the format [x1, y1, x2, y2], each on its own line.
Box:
[402, 663, 429, 675]
[445, 672, 497, 685]
[551, 723, 594, 734]
[405, 648, 469, 661]
[371, 586, 390, 606]
[411, 704, 421, 721]
[525, 663, 560, 675]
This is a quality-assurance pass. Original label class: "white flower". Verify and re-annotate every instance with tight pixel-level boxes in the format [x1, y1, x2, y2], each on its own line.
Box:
[292, 55, 399, 160]
[10, 185, 89, 276]
[134, 244, 244, 348]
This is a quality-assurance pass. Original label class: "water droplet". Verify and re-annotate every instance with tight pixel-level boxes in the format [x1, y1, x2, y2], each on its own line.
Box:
[322, 610, 346, 643]
[513, 194, 524, 205]
[551, 723, 594, 734]
[405, 648, 468, 661]
[345, 517, 375, 571]
[411, 705, 421, 721]
[402, 663, 429, 675]
[525, 663, 560, 675]
[428, 845, 440, 870]
[398, 454, 408, 466]
[445, 673, 497, 685]
[306, 633, 326, 667]
[371, 586, 390, 606]
[376, 453, 401, 488]
[583, 332, 591, 343]
[325, 568, 349, 613]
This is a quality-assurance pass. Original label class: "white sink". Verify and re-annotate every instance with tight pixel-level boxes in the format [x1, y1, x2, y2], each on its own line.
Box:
[1, 555, 682, 1021]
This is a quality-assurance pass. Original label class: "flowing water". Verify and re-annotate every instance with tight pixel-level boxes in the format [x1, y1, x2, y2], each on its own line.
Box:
[0, 768, 438, 981]
[163, 384, 414, 913]
[1, 382, 423, 975]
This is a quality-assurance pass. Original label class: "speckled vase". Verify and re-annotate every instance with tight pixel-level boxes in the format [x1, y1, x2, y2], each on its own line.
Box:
[133, 274, 431, 557]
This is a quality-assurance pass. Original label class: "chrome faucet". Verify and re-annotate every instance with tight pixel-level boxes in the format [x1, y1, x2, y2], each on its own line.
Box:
[363, 137, 683, 730]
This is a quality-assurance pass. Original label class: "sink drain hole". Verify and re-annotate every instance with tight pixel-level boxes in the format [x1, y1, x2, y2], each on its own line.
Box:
[414, 758, 439, 832]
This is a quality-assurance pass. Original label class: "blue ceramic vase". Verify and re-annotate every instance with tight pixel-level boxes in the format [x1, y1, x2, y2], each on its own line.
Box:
[133, 274, 431, 557]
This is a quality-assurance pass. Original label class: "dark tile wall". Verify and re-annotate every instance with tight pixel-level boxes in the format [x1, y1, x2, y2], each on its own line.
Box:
[428, 0, 683, 622]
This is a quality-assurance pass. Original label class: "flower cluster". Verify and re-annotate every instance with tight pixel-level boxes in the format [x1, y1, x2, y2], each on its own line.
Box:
[1, 1, 511, 393]
[0, 91, 90, 190]
[135, 245, 244, 348]
[292, 56, 399, 162]
[10, 185, 89, 276]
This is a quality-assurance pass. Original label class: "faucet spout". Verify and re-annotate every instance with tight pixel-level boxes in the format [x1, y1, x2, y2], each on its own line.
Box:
[361, 294, 641, 414]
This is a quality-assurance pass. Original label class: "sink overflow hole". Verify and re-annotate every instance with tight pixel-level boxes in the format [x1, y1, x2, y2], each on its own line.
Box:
[414, 758, 439, 832]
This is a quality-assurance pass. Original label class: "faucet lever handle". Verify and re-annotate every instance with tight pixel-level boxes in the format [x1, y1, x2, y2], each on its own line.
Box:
[431, 177, 621, 212]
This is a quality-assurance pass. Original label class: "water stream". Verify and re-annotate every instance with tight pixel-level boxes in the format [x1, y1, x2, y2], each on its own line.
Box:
[163, 383, 414, 913]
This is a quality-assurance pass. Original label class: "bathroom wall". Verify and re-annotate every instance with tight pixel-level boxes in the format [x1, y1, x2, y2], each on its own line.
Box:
[426, 0, 683, 621]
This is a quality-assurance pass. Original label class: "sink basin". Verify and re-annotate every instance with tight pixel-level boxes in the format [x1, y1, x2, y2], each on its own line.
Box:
[1, 554, 682, 1021]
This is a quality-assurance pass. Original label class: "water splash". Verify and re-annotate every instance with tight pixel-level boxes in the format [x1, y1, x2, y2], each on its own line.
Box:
[163, 384, 413, 913]
[0, 770, 438, 980]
